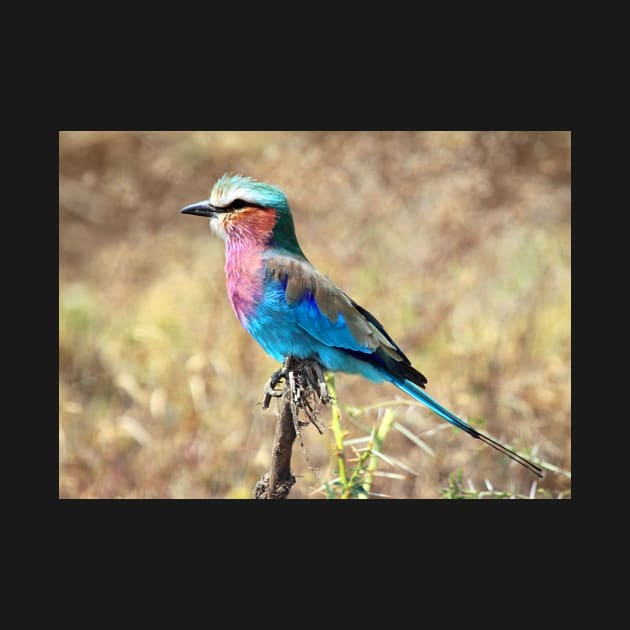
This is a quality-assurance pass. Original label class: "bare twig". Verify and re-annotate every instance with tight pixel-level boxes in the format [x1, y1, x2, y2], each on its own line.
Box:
[254, 356, 331, 499]
[254, 392, 297, 499]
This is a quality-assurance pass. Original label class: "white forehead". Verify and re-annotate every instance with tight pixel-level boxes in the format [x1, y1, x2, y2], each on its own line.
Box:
[209, 184, 257, 208]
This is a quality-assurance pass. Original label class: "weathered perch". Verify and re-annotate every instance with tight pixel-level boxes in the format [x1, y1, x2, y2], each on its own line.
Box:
[254, 356, 331, 499]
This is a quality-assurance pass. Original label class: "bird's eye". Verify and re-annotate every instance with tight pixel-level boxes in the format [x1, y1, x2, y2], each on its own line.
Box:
[231, 199, 248, 209]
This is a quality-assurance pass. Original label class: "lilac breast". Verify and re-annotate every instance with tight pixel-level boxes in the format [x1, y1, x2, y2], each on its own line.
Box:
[225, 243, 266, 325]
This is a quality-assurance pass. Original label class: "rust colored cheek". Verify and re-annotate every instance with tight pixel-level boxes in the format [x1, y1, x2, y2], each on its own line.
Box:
[227, 207, 277, 237]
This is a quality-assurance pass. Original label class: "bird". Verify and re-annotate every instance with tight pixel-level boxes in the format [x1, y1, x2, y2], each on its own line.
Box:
[181, 173, 543, 478]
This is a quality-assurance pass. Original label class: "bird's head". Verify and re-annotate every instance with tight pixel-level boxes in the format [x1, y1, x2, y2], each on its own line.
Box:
[181, 173, 305, 257]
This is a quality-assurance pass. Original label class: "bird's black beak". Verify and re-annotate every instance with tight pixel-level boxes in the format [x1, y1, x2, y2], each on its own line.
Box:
[180, 201, 223, 218]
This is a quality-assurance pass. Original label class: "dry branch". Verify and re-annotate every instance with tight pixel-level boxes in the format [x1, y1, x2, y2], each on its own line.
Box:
[254, 356, 330, 499]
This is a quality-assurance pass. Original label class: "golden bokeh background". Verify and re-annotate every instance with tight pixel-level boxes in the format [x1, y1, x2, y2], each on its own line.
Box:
[59, 131, 571, 498]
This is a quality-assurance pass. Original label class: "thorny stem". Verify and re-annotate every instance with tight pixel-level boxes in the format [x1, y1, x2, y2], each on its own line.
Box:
[362, 408, 396, 496]
[326, 373, 348, 491]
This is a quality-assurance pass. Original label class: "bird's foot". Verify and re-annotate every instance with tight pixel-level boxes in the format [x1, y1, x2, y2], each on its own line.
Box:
[262, 367, 289, 410]
[261, 358, 330, 433]
[288, 359, 330, 435]
[269, 365, 288, 390]
[309, 361, 332, 406]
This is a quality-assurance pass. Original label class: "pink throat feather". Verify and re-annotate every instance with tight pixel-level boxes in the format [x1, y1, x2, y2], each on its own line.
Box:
[223, 209, 277, 324]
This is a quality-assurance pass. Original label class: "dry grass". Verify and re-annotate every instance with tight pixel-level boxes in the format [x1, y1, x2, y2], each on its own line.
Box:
[59, 131, 571, 499]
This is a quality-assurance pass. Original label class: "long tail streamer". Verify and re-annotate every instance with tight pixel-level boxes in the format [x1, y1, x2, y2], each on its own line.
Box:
[395, 379, 543, 478]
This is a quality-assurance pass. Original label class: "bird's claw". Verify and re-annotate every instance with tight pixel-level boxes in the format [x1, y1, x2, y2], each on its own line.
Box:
[261, 359, 331, 423]
[262, 367, 289, 410]
[269, 366, 288, 390]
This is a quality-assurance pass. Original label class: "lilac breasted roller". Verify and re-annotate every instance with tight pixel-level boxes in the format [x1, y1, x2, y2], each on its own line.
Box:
[181, 173, 542, 478]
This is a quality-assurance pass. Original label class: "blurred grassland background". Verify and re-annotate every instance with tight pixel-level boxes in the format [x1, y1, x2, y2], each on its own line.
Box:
[59, 131, 571, 499]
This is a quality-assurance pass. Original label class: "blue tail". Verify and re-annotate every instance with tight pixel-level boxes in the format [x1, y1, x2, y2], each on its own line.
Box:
[394, 378, 543, 478]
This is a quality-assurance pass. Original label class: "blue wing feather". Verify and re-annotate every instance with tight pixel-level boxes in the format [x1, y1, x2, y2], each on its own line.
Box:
[294, 291, 372, 353]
